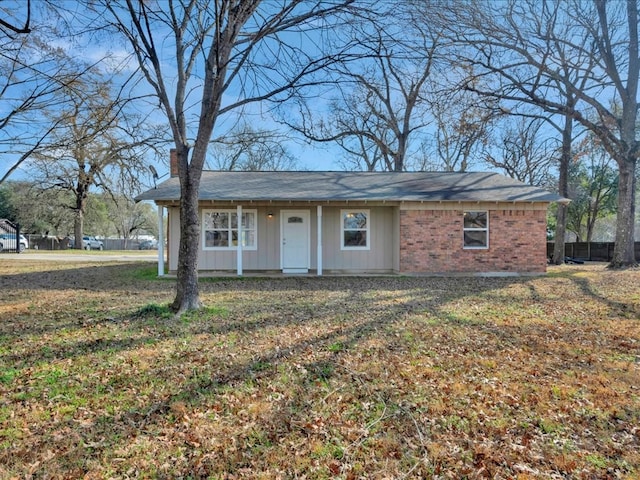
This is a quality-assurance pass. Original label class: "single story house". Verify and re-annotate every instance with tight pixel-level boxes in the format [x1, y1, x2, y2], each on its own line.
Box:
[136, 164, 565, 276]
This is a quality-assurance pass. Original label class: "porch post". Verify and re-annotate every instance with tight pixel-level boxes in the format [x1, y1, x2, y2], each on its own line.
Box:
[237, 205, 243, 276]
[157, 205, 165, 277]
[317, 205, 323, 276]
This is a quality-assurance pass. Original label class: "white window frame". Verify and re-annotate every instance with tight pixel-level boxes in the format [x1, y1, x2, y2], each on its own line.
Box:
[340, 209, 370, 251]
[463, 210, 489, 249]
[202, 209, 257, 251]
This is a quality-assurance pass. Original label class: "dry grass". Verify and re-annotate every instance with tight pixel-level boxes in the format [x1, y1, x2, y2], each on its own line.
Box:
[0, 259, 638, 479]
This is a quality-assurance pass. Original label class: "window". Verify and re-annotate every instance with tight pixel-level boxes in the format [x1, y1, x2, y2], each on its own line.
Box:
[202, 209, 257, 250]
[341, 209, 370, 250]
[463, 211, 488, 248]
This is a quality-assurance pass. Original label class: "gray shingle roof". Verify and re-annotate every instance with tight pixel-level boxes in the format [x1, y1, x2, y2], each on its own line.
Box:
[136, 171, 564, 203]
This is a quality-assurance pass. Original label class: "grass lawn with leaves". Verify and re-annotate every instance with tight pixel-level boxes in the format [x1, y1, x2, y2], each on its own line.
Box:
[0, 259, 638, 479]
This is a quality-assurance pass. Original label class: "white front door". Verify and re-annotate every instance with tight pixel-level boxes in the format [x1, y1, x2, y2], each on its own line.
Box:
[281, 210, 310, 273]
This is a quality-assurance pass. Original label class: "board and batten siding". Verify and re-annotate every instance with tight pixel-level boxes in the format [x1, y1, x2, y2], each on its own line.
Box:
[168, 205, 397, 273]
[167, 206, 180, 272]
[167, 206, 273, 272]
[196, 206, 282, 271]
[321, 206, 395, 273]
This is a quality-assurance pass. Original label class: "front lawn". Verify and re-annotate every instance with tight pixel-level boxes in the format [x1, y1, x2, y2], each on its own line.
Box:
[0, 260, 638, 478]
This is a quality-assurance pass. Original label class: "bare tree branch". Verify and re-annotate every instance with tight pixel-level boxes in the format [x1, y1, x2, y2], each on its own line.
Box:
[0, 0, 31, 35]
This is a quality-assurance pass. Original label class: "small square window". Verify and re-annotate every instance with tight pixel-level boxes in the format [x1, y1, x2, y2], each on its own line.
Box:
[463, 211, 488, 249]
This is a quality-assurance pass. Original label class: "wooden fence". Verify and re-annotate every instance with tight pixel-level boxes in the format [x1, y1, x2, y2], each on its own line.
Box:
[546, 242, 640, 261]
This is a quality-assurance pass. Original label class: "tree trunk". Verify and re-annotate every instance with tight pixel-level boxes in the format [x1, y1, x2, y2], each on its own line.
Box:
[553, 204, 567, 264]
[586, 204, 597, 244]
[552, 113, 572, 264]
[610, 158, 637, 268]
[73, 212, 84, 250]
[73, 193, 87, 250]
[171, 147, 202, 314]
[606, 0, 638, 268]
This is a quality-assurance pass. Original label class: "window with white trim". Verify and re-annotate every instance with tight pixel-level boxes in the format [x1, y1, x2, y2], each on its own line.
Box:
[202, 209, 257, 250]
[341, 209, 370, 250]
[463, 211, 488, 248]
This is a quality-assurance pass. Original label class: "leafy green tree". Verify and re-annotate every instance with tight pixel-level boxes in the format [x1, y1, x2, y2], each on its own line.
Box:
[83, 195, 110, 239]
[566, 137, 618, 242]
[1, 181, 73, 235]
[0, 186, 17, 221]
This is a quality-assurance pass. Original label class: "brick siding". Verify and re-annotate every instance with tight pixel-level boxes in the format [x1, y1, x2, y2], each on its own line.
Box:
[399, 209, 548, 274]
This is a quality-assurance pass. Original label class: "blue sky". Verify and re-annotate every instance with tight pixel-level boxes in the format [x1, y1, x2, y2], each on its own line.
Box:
[0, 0, 352, 185]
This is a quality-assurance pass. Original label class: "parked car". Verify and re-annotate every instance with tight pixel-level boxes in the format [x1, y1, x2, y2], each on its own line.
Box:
[83, 236, 104, 250]
[138, 239, 158, 250]
[0, 233, 29, 253]
[69, 235, 104, 250]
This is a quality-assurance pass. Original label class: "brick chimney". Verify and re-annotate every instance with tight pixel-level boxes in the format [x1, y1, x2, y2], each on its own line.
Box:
[170, 148, 179, 177]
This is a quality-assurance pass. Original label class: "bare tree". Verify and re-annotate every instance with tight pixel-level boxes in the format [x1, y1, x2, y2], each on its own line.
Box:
[324, 85, 405, 171]
[431, 0, 587, 265]
[286, 6, 438, 172]
[484, 116, 558, 187]
[428, 84, 498, 172]
[98, 0, 361, 314]
[107, 196, 158, 248]
[434, 0, 639, 267]
[485, 112, 577, 261]
[207, 124, 299, 171]
[31, 76, 157, 247]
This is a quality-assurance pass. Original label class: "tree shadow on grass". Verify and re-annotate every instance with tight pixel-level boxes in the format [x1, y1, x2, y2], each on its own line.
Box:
[0, 262, 174, 341]
[30, 281, 532, 457]
[569, 275, 639, 319]
[79, 275, 639, 476]
[1, 274, 526, 474]
[0, 262, 168, 293]
[3, 265, 639, 477]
